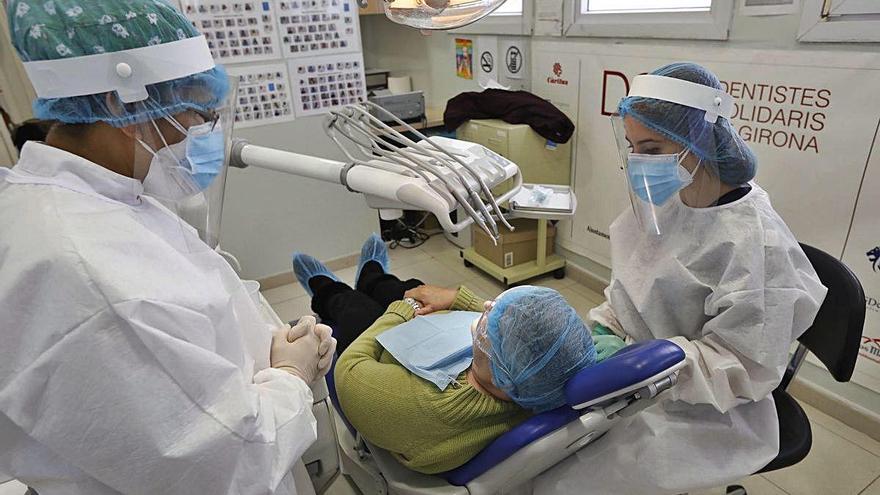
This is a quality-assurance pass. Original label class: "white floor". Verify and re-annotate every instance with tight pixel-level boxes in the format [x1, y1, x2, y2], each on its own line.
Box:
[4, 235, 878, 495]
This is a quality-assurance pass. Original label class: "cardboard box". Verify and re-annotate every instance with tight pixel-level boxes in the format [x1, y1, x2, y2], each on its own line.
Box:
[472, 219, 556, 269]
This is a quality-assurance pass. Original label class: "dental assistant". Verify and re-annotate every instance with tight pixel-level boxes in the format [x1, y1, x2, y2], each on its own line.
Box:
[0, 1, 335, 493]
[537, 63, 828, 494]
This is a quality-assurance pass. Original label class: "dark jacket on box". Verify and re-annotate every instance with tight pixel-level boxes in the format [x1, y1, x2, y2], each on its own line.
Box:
[444, 89, 575, 144]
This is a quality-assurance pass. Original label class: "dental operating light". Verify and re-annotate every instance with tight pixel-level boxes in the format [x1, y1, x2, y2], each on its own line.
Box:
[362, 0, 511, 30]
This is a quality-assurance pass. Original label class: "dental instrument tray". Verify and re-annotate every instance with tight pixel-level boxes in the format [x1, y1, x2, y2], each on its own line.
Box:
[509, 184, 576, 217]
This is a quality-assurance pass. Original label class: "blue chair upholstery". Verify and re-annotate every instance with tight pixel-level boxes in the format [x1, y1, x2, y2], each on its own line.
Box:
[565, 340, 686, 407]
[442, 407, 581, 486]
[318, 322, 358, 437]
[324, 353, 358, 437]
[439, 340, 685, 486]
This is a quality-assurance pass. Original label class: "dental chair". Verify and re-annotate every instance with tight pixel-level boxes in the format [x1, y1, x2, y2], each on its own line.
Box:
[324, 243, 865, 495]
[325, 338, 686, 495]
[727, 243, 866, 495]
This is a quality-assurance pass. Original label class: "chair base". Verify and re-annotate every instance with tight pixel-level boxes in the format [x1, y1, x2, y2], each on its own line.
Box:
[303, 399, 342, 493]
[334, 411, 389, 495]
[335, 409, 470, 495]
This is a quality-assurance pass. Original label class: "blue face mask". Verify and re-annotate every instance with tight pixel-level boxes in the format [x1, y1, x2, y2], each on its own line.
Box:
[140, 116, 227, 201]
[626, 150, 697, 206]
[184, 121, 226, 191]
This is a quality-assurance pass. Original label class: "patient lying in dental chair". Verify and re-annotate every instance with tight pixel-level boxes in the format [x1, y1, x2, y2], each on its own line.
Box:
[292, 234, 626, 475]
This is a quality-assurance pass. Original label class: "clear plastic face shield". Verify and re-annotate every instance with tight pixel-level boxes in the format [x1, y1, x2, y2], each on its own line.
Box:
[612, 75, 735, 235]
[472, 298, 496, 356]
[24, 35, 236, 250]
[470, 294, 501, 388]
[131, 78, 238, 250]
[383, 0, 510, 30]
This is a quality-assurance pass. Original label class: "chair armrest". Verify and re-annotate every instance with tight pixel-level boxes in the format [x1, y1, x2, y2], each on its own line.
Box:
[451, 410, 618, 495]
[565, 339, 686, 410]
[442, 407, 580, 486]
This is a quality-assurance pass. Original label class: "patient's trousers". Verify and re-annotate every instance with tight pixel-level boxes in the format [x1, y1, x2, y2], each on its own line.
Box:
[309, 269, 424, 353]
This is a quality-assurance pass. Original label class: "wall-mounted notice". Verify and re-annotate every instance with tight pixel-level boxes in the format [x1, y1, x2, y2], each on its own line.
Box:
[289, 53, 366, 117]
[532, 52, 580, 121]
[532, 42, 880, 272]
[476, 36, 498, 84]
[501, 39, 526, 80]
[456, 38, 474, 80]
[276, 0, 360, 58]
[228, 63, 296, 128]
[180, 0, 281, 64]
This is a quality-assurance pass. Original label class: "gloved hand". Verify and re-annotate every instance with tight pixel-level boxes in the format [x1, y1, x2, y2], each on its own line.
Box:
[271, 317, 322, 384]
[314, 323, 336, 378]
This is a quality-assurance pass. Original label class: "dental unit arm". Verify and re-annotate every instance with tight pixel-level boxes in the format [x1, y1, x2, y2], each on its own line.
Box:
[229, 103, 522, 242]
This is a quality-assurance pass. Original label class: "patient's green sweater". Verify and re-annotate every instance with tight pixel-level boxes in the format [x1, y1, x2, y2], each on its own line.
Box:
[334, 286, 532, 474]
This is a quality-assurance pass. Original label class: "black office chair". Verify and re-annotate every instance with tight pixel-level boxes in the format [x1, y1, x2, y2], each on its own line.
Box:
[727, 243, 866, 495]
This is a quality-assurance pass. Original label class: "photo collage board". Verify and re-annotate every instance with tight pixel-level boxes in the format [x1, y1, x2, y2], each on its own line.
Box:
[175, 0, 366, 128]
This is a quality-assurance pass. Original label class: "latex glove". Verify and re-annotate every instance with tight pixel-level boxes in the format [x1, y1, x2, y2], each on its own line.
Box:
[404, 285, 459, 316]
[314, 323, 337, 377]
[271, 317, 322, 384]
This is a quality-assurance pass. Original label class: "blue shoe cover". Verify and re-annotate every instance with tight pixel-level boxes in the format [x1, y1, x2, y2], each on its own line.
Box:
[292, 253, 339, 297]
[355, 233, 390, 288]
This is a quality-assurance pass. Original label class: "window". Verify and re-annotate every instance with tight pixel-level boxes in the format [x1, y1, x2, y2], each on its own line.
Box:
[451, 0, 531, 35]
[799, 0, 880, 42]
[741, 0, 797, 15]
[744, 0, 794, 5]
[564, 0, 733, 40]
[582, 0, 711, 14]
[491, 0, 523, 16]
[828, 0, 880, 15]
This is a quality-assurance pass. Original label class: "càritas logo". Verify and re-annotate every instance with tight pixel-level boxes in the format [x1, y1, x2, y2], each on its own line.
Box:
[547, 62, 569, 86]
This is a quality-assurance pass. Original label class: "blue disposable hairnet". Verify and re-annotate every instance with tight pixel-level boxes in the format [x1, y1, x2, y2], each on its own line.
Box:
[485, 286, 596, 412]
[618, 62, 757, 186]
[9, 0, 229, 127]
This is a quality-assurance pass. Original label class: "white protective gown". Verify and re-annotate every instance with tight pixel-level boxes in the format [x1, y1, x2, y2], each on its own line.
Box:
[0, 143, 317, 495]
[536, 184, 827, 494]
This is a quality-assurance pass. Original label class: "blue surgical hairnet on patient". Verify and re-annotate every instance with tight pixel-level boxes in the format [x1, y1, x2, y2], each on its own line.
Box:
[8, 0, 229, 127]
[485, 286, 596, 413]
[618, 62, 757, 186]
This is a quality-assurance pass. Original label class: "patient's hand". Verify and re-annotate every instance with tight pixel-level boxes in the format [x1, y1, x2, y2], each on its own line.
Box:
[404, 285, 458, 316]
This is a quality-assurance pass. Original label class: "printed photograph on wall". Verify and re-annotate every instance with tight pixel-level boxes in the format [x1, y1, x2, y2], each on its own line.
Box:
[456, 38, 474, 80]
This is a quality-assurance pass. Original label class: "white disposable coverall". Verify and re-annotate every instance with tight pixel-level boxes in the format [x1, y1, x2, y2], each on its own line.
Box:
[0, 143, 317, 494]
[536, 185, 827, 494]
